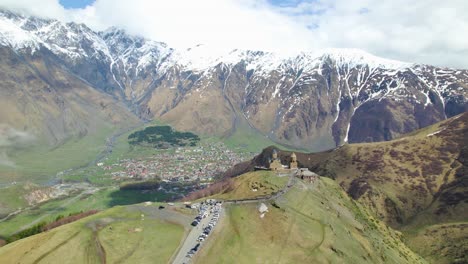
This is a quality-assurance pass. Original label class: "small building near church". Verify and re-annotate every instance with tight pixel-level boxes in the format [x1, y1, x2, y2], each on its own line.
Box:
[296, 168, 318, 182]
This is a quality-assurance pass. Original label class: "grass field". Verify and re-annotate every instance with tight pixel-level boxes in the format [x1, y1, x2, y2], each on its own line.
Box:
[0, 124, 117, 184]
[0, 187, 175, 238]
[210, 170, 288, 200]
[0, 184, 32, 217]
[222, 118, 302, 153]
[0, 205, 186, 264]
[197, 177, 426, 264]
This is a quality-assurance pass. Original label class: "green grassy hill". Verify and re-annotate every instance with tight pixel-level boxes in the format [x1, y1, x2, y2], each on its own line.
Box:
[0, 204, 191, 264]
[197, 175, 425, 264]
[0, 170, 427, 263]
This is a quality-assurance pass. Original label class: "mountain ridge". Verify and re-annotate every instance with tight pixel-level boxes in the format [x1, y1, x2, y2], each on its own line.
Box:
[0, 9, 467, 151]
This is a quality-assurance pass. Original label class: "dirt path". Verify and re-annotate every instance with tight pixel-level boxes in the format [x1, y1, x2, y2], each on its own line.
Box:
[114, 233, 142, 264]
[31, 230, 81, 264]
[93, 230, 107, 264]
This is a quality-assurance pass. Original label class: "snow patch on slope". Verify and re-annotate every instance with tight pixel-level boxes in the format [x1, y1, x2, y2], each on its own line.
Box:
[0, 14, 43, 51]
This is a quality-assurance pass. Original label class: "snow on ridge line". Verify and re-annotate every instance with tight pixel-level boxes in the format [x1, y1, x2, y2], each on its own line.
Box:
[169, 44, 412, 73]
[0, 15, 43, 51]
[0, 9, 413, 73]
[313, 48, 412, 70]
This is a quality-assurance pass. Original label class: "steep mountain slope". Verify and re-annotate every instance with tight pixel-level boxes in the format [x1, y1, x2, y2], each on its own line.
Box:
[241, 113, 467, 263]
[0, 46, 137, 145]
[1, 10, 466, 151]
[298, 113, 468, 228]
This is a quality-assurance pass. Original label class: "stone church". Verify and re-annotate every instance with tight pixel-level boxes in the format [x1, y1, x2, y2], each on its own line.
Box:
[268, 149, 298, 171]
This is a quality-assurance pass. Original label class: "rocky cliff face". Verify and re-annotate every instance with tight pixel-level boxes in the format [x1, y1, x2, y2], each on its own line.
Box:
[1, 10, 467, 150]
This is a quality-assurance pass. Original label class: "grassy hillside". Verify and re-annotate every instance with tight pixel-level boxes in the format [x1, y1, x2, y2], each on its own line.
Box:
[302, 114, 467, 228]
[0, 169, 427, 263]
[0, 204, 190, 264]
[0, 186, 178, 238]
[197, 176, 425, 263]
[209, 171, 288, 200]
[0, 183, 34, 217]
[247, 113, 468, 263]
[1, 124, 114, 183]
[404, 222, 468, 264]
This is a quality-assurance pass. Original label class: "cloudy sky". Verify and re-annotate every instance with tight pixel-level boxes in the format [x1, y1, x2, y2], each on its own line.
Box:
[1, 0, 467, 68]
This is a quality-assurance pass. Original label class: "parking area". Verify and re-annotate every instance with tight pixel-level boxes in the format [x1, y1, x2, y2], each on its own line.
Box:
[172, 199, 223, 264]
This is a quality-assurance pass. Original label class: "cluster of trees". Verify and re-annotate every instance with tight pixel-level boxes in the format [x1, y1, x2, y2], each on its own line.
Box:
[182, 178, 235, 201]
[5, 222, 46, 243]
[42, 210, 99, 232]
[128, 125, 200, 148]
[5, 210, 99, 243]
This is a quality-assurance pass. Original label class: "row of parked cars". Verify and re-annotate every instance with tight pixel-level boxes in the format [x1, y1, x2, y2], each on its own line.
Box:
[186, 200, 222, 259]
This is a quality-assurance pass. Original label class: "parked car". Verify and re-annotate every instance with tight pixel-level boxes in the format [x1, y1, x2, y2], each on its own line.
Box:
[193, 243, 201, 251]
[191, 221, 199, 227]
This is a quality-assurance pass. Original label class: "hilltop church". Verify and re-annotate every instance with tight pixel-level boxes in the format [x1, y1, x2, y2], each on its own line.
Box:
[268, 149, 298, 172]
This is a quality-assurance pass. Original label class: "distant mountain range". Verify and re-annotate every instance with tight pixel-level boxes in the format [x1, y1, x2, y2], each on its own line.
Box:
[0, 9, 467, 150]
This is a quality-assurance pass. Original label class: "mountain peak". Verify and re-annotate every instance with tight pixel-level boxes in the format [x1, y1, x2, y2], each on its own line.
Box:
[0, 11, 43, 51]
[313, 48, 412, 69]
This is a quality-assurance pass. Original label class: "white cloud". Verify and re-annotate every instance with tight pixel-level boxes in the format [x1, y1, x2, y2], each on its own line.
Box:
[0, 0, 66, 19]
[0, 0, 468, 68]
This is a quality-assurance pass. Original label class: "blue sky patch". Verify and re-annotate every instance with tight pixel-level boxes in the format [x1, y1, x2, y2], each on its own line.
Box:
[59, 0, 95, 9]
[268, 0, 304, 7]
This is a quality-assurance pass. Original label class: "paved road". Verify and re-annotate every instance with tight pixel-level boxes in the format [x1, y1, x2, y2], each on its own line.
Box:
[172, 207, 223, 264]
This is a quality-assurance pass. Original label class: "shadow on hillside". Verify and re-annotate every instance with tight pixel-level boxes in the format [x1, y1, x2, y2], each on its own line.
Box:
[107, 189, 179, 207]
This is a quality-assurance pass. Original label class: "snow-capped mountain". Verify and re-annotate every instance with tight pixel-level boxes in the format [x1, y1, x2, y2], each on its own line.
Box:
[1, 10, 467, 150]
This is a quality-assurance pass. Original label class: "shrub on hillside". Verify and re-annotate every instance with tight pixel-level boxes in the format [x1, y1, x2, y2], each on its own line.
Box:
[5, 210, 100, 244]
[421, 159, 444, 176]
[6, 222, 46, 243]
[42, 210, 99, 232]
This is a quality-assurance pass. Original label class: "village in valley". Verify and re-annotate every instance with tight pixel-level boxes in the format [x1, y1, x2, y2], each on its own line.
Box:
[96, 141, 253, 184]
